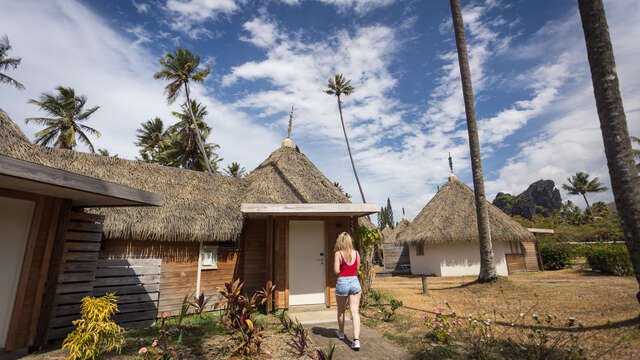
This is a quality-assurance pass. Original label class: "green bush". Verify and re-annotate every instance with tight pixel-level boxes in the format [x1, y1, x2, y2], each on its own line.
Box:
[586, 244, 633, 276]
[539, 242, 575, 270]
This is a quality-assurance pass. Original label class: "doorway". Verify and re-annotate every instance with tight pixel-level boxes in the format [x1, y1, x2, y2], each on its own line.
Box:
[288, 220, 325, 306]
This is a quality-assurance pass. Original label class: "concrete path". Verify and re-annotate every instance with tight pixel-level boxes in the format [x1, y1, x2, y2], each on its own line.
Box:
[306, 322, 412, 360]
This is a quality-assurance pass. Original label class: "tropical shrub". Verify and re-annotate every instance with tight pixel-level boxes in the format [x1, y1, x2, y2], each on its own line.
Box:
[381, 299, 403, 322]
[540, 241, 575, 270]
[279, 310, 294, 333]
[288, 320, 310, 355]
[255, 280, 276, 313]
[354, 226, 381, 303]
[138, 312, 181, 360]
[189, 293, 211, 316]
[62, 293, 124, 360]
[232, 319, 264, 356]
[423, 303, 462, 344]
[314, 344, 336, 360]
[586, 243, 633, 276]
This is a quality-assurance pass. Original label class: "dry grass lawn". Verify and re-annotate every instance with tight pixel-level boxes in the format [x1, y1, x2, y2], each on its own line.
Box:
[370, 267, 640, 359]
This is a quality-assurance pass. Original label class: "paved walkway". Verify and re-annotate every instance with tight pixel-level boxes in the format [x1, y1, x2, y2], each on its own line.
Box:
[305, 322, 412, 360]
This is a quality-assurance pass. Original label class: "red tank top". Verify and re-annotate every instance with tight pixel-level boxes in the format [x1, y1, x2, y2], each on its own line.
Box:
[338, 251, 358, 277]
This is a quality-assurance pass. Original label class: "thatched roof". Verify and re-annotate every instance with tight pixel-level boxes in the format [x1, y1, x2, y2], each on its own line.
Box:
[391, 219, 411, 245]
[243, 146, 349, 203]
[0, 110, 372, 242]
[0, 109, 244, 243]
[396, 179, 535, 245]
[380, 225, 394, 243]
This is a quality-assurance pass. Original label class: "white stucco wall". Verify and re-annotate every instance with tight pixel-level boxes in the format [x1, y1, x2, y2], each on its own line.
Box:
[409, 241, 511, 277]
[0, 196, 35, 349]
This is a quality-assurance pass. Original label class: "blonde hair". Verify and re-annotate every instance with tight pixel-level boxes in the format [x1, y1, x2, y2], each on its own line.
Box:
[334, 232, 355, 264]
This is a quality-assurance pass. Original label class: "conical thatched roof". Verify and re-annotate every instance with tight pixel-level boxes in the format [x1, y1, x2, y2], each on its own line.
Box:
[243, 146, 349, 203]
[0, 109, 244, 243]
[397, 179, 535, 245]
[391, 219, 411, 245]
[380, 225, 394, 243]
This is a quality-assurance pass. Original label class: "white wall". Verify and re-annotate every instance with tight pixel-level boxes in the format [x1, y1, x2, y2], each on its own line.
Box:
[409, 241, 511, 277]
[0, 196, 36, 349]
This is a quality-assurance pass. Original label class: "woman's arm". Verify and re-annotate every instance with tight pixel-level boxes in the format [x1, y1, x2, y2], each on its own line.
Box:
[334, 251, 341, 275]
[356, 250, 360, 271]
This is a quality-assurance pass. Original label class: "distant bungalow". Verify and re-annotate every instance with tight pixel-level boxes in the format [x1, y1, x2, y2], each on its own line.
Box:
[396, 172, 541, 277]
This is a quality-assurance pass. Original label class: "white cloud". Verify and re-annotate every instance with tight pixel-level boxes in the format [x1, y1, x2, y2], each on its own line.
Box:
[132, 0, 151, 14]
[126, 25, 153, 46]
[0, 0, 280, 172]
[316, 0, 397, 14]
[485, 0, 640, 207]
[165, 0, 239, 38]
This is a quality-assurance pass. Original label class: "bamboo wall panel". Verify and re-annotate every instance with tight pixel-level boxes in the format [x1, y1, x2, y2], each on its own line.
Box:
[505, 254, 526, 274]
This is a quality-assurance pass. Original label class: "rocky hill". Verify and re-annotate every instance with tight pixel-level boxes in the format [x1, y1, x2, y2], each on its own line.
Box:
[493, 180, 562, 219]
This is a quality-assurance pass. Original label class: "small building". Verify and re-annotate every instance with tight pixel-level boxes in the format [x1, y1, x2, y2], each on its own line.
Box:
[396, 175, 539, 277]
[0, 110, 378, 350]
[380, 220, 411, 273]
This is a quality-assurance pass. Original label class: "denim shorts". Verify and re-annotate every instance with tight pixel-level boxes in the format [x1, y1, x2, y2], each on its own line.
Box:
[336, 276, 362, 296]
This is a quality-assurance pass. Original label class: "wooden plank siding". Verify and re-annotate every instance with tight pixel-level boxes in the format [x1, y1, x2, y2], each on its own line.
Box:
[382, 243, 410, 272]
[505, 254, 527, 274]
[100, 239, 239, 316]
[47, 211, 105, 341]
[521, 241, 540, 272]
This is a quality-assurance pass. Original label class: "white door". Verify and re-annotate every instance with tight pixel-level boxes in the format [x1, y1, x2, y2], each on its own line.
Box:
[0, 197, 35, 349]
[289, 220, 325, 306]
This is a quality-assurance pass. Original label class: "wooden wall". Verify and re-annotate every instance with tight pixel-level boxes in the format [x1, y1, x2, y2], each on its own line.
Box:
[382, 243, 410, 272]
[240, 219, 267, 294]
[0, 189, 71, 351]
[521, 241, 540, 272]
[100, 239, 239, 316]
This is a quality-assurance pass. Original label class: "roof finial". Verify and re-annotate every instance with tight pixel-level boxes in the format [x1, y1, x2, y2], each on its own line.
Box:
[448, 152, 457, 181]
[282, 106, 295, 148]
[402, 207, 407, 221]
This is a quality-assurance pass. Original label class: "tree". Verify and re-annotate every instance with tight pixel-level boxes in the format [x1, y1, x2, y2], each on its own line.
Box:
[578, 0, 640, 303]
[225, 162, 247, 178]
[163, 100, 221, 172]
[0, 35, 24, 90]
[98, 148, 117, 158]
[449, 0, 497, 282]
[135, 117, 166, 163]
[377, 198, 395, 229]
[26, 86, 100, 152]
[562, 172, 607, 214]
[332, 181, 352, 200]
[154, 47, 213, 173]
[325, 74, 366, 203]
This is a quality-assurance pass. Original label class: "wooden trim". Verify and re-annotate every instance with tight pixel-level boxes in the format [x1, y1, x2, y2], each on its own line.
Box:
[35, 200, 72, 345]
[284, 217, 289, 309]
[28, 198, 62, 344]
[241, 203, 380, 216]
[0, 187, 43, 201]
[266, 216, 273, 284]
[4, 195, 45, 350]
[325, 221, 331, 307]
[0, 154, 163, 207]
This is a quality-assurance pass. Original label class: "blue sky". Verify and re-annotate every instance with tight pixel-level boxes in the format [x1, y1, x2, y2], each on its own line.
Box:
[1, 0, 639, 220]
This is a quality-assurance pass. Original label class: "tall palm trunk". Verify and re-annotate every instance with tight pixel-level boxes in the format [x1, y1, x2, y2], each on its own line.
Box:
[184, 84, 213, 174]
[578, 0, 640, 303]
[337, 95, 366, 203]
[449, 0, 497, 282]
[581, 192, 592, 214]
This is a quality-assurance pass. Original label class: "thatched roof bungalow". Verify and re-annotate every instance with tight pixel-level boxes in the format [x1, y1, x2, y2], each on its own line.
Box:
[397, 176, 539, 276]
[0, 110, 379, 346]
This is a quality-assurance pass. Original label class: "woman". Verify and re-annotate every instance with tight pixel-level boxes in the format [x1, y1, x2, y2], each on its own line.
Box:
[334, 232, 361, 351]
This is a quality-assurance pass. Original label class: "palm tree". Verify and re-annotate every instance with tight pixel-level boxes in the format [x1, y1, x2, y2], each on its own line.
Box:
[154, 47, 213, 173]
[135, 117, 166, 162]
[325, 74, 366, 203]
[98, 148, 117, 158]
[332, 181, 352, 200]
[0, 35, 24, 90]
[449, 0, 497, 282]
[562, 172, 607, 213]
[164, 100, 221, 172]
[225, 162, 247, 178]
[578, 0, 640, 303]
[25, 86, 100, 152]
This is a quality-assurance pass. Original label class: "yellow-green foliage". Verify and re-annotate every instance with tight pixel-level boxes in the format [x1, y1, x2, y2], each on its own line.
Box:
[62, 293, 124, 360]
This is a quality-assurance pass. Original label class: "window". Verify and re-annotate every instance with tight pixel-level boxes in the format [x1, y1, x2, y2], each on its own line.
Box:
[416, 244, 424, 256]
[200, 246, 218, 270]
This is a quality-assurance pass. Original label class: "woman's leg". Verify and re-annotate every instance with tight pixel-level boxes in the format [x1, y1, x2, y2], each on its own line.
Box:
[348, 291, 361, 340]
[336, 295, 348, 333]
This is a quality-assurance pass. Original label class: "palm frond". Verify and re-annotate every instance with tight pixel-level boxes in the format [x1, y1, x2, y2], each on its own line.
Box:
[0, 72, 24, 89]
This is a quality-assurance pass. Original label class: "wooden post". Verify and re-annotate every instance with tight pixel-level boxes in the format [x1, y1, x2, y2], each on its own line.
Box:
[265, 216, 274, 313]
[196, 239, 203, 297]
[421, 274, 428, 294]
